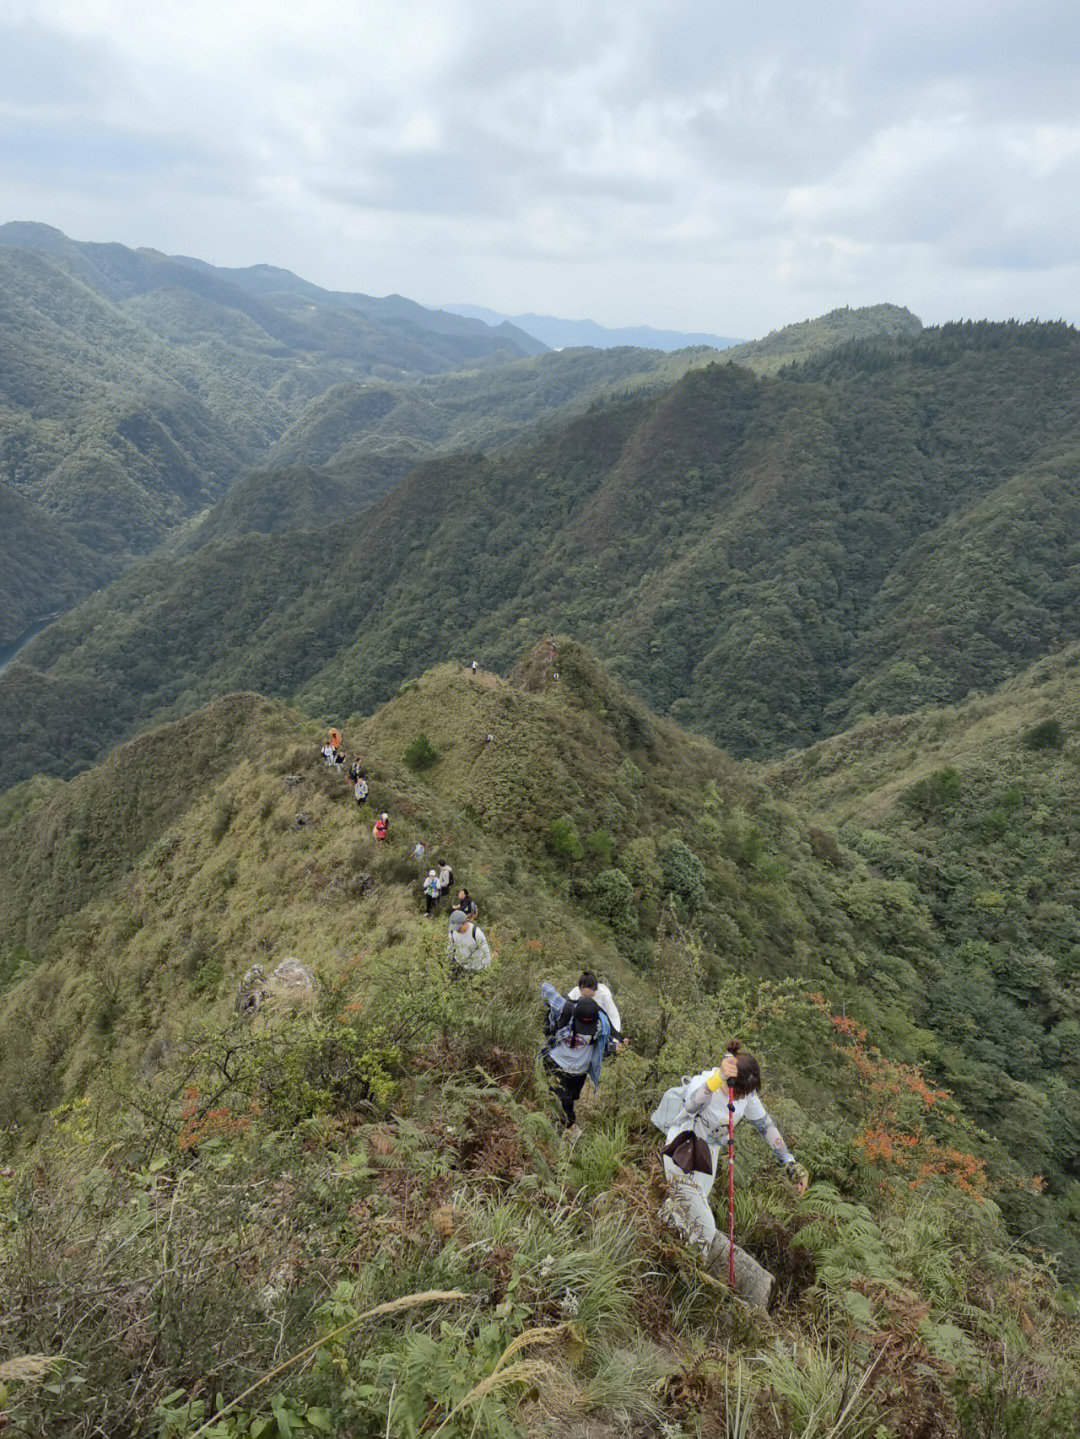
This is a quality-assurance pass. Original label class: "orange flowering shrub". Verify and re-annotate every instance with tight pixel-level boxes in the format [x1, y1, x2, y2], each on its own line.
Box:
[813, 997, 988, 1197]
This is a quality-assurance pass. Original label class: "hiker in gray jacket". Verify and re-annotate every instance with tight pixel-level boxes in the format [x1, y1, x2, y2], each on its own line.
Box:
[658, 1043, 808, 1255]
[447, 910, 493, 971]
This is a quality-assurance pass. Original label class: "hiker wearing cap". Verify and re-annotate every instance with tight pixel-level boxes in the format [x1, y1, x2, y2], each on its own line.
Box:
[568, 971, 623, 1041]
[539, 981, 619, 1131]
[423, 869, 441, 916]
[656, 1042, 808, 1259]
[447, 910, 493, 971]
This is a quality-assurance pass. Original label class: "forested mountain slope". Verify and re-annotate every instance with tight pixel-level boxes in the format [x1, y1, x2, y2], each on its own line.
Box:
[6, 321, 1080, 786]
[2, 643, 1078, 1434]
[0, 223, 540, 641]
[184, 346, 723, 545]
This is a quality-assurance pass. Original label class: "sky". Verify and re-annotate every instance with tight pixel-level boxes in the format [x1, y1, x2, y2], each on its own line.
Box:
[2, 0, 1079, 336]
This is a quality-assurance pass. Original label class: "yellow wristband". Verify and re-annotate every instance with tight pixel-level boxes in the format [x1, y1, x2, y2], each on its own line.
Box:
[705, 1069, 724, 1092]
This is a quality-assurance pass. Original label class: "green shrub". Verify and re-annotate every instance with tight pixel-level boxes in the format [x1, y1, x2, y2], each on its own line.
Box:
[1023, 718, 1064, 751]
[592, 868, 637, 934]
[584, 828, 615, 866]
[660, 837, 707, 912]
[903, 765, 962, 818]
[548, 816, 584, 863]
[403, 732, 440, 771]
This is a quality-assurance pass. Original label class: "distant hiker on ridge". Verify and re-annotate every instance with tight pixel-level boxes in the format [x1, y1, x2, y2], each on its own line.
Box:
[447, 909, 493, 972]
[539, 980, 619, 1132]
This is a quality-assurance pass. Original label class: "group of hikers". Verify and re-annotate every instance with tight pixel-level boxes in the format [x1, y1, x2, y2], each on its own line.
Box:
[318, 729, 388, 837]
[315, 725, 807, 1291]
[538, 970, 808, 1283]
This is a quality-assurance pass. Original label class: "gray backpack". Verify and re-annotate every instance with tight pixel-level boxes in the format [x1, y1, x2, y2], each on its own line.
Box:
[650, 1076, 693, 1133]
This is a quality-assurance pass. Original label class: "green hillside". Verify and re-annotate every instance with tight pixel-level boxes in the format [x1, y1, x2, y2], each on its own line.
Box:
[0, 482, 114, 647]
[722, 303, 923, 373]
[7, 321, 1080, 786]
[267, 345, 723, 473]
[0, 224, 541, 639]
[2, 643, 1078, 1436]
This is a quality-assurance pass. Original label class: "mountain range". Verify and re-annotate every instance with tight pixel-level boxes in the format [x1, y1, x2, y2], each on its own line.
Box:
[0, 223, 543, 645]
[5, 317, 1080, 791]
[445, 303, 741, 351]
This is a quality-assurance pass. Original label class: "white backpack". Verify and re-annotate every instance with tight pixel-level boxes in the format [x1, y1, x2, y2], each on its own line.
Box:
[650, 1076, 694, 1133]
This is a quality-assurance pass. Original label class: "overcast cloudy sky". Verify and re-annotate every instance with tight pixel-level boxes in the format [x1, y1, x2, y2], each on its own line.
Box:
[2, 0, 1078, 334]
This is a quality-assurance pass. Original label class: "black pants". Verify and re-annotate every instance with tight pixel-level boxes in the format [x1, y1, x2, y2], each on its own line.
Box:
[543, 1056, 588, 1127]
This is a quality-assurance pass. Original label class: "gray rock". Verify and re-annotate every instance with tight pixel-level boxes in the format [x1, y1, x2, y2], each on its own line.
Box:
[236, 958, 316, 1016]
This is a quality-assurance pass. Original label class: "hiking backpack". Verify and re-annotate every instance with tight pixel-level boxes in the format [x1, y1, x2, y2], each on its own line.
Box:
[650, 1076, 695, 1133]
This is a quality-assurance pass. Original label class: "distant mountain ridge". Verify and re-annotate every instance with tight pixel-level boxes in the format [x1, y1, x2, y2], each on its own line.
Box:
[0, 222, 545, 643]
[6, 320, 1080, 788]
[445, 303, 740, 352]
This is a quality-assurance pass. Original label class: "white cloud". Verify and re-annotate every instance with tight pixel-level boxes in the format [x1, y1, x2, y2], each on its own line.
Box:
[2, 0, 1079, 333]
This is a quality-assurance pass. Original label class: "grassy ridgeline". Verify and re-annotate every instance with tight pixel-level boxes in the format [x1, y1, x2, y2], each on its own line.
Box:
[1, 643, 1079, 1434]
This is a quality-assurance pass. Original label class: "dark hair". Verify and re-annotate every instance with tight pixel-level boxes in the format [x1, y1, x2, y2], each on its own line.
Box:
[726, 1039, 761, 1096]
[578, 971, 598, 991]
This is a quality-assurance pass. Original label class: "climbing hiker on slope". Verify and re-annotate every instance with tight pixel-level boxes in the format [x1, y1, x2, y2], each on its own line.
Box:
[423, 869, 441, 916]
[568, 970, 624, 1042]
[372, 811, 389, 842]
[539, 981, 619, 1132]
[353, 771, 369, 807]
[447, 909, 493, 972]
[656, 1042, 808, 1265]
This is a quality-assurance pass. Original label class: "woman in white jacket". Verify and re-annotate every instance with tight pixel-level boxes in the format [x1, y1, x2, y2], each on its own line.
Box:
[661, 1042, 808, 1255]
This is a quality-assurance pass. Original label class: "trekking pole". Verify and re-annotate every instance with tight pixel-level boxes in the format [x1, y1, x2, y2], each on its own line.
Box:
[727, 1093, 736, 1289]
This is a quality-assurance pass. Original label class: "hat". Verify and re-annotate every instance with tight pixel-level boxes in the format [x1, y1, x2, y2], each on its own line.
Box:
[571, 996, 600, 1036]
[449, 909, 468, 927]
[427, 869, 437, 877]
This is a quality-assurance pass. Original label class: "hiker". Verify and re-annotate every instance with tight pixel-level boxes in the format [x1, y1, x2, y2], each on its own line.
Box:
[413, 839, 428, 865]
[471, 659, 479, 675]
[447, 909, 493, 971]
[568, 970, 623, 1040]
[320, 741, 336, 767]
[349, 755, 364, 783]
[436, 858, 454, 901]
[657, 1043, 808, 1257]
[456, 887, 478, 919]
[372, 811, 389, 842]
[423, 869, 441, 916]
[353, 772, 369, 807]
[539, 982, 619, 1131]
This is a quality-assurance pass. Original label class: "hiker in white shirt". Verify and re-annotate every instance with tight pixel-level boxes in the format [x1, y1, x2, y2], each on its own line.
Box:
[659, 1042, 807, 1253]
[568, 970, 623, 1039]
